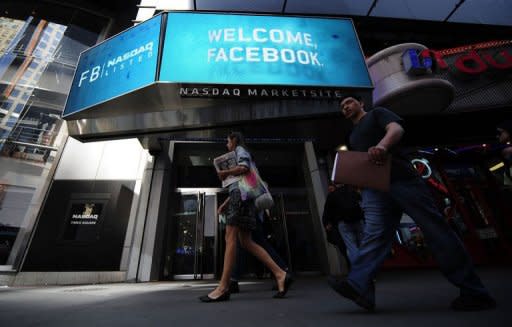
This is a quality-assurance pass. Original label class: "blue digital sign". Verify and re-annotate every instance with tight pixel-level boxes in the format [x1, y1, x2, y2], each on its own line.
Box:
[160, 13, 372, 88]
[63, 15, 161, 117]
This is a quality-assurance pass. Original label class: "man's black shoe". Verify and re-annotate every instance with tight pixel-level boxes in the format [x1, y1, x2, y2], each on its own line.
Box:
[451, 294, 496, 311]
[228, 280, 240, 294]
[327, 276, 375, 311]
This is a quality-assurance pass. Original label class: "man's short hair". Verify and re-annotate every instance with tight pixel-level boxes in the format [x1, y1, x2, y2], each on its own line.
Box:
[339, 94, 363, 103]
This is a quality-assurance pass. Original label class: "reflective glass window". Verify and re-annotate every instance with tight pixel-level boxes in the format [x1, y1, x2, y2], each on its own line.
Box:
[0, 9, 107, 267]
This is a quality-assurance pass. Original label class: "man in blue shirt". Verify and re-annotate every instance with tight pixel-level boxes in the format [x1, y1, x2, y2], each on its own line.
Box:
[328, 95, 496, 312]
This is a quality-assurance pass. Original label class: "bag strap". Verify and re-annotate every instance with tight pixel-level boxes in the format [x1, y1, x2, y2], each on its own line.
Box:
[260, 180, 270, 194]
[249, 158, 269, 194]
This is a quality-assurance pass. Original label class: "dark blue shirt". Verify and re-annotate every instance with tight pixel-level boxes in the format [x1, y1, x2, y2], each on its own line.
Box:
[349, 107, 418, 181]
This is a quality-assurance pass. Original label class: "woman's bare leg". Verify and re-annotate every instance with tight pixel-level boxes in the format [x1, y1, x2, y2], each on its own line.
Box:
[238, 230, 287, 292]
[208, 225, 238, 298]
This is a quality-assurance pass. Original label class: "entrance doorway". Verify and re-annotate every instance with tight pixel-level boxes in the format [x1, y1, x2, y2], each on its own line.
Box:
[160, 142, 321, 280]
[161, 189, 219, 280]
[161, 189, 320, 280]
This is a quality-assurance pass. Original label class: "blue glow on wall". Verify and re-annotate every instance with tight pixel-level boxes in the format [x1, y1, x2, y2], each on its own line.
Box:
[63, 15, 161, 117]
[160, 13, 372, 88]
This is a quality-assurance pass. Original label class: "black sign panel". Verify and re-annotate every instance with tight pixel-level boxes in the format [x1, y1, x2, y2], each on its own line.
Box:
[61, 200, 108, 242]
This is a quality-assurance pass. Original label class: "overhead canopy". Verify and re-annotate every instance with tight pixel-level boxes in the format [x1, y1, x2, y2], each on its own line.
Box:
[136, 0, 512, 27]
[63, 12, 373, 140]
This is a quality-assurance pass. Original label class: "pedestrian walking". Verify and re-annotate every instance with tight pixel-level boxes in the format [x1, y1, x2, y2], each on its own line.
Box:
[328, 95, 496, 312]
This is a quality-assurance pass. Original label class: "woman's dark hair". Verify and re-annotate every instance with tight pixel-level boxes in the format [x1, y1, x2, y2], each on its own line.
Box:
[228, 131, 254, 161]
[228, 131, 246, 147]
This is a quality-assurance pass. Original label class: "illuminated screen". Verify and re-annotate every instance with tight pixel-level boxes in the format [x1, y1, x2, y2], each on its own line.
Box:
[63, 15, 161, 117]
[160, 13, 372, 88]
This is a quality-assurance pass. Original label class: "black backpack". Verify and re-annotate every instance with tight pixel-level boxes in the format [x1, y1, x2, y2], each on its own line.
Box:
[335, 187, 364, 223]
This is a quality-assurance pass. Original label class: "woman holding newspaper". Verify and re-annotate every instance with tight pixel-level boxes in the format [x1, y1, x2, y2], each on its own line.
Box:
[199, 132, 293, 302]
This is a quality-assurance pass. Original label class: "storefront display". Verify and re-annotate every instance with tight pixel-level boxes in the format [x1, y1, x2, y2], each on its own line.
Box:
[384, 147, 512, 268]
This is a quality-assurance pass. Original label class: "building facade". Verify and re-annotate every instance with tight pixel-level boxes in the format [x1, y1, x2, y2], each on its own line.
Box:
[1, 0, 511, 286]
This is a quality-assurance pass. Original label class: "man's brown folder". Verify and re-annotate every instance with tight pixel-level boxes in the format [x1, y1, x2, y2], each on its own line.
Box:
[331, 150, 391, 192]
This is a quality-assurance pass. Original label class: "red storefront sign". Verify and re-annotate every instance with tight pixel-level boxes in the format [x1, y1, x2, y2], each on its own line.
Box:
[403, 41, 512, 76]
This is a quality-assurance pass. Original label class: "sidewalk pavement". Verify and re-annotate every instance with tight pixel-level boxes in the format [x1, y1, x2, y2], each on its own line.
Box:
[0, 267, 510, 327]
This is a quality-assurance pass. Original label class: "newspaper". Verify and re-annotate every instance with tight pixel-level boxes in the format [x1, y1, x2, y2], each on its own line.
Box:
[213, 151, 241, 188]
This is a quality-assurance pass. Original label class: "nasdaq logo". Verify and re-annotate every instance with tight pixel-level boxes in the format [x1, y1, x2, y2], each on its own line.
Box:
[63, 14, 161, 117]
[78, 41, 154, 87]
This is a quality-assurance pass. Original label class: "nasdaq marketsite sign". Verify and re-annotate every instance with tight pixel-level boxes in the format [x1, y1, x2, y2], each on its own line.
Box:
[160, 12, 372, 99]
[63, 15, 161, 118]
[63, 12, 373, 141]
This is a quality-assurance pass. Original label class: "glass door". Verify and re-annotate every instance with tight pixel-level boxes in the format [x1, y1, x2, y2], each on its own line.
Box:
[162, 190, 218, 280]
[166, 192, 203, 279]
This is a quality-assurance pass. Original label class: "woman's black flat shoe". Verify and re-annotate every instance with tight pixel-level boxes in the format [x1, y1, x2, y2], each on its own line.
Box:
[273, 273, 294, 298]
[199, 291, 231, 303]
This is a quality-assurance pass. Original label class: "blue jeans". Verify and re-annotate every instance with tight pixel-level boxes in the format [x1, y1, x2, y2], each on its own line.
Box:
[338, 220, 364, 265]
[348, 178, 489, 300]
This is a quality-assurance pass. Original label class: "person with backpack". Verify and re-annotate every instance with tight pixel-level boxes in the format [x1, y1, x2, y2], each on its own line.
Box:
[322, 181, 364, 271]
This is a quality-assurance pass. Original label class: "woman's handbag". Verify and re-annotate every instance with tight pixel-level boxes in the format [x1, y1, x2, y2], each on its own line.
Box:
[254, 182, 274, 210]
[239, 164, 274, 210]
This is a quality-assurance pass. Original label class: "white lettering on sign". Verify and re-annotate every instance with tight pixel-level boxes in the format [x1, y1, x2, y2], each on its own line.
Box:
[207, 47, 321, 65]
[106, 42, 153, 68]
[77, 41, 154, 87]
[206, 28, 322, 67]
[179, 87, 343, 99]
[72, 214, 99, 220]
[208, 28, 314, 46]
